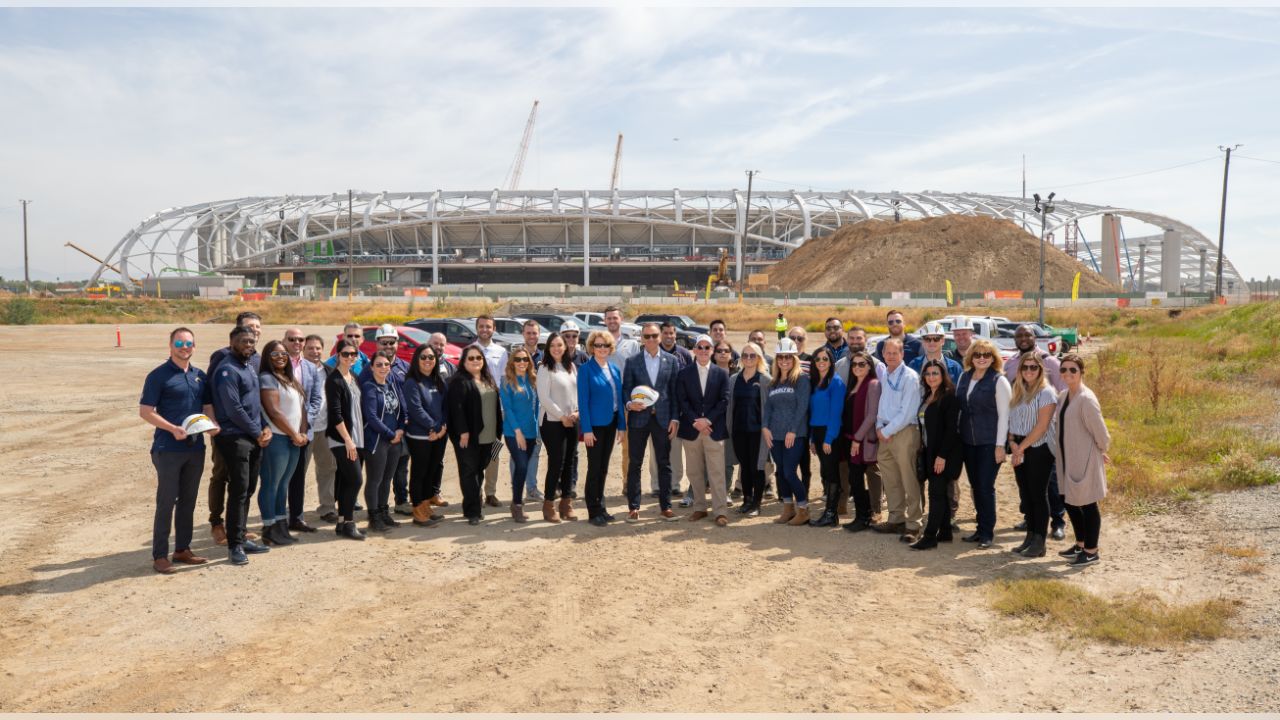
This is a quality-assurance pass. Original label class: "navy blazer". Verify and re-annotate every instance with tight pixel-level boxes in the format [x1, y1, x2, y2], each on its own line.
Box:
[674, 362, 730, 442]
[622, 349, 680, 429]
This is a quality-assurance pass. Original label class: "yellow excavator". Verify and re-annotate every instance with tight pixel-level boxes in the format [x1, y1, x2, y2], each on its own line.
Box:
[704, 248, 733, 299]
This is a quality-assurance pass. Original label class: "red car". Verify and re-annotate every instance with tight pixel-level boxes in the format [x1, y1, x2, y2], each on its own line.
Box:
[330, 326, 462, 365]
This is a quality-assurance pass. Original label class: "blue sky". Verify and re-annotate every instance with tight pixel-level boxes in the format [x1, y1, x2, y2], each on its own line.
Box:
[1, 6, 1277, 282]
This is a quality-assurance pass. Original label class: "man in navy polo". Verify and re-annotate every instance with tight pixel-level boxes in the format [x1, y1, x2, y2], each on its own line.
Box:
[213, 325, 272, 565]
[139, 327, 219, 575]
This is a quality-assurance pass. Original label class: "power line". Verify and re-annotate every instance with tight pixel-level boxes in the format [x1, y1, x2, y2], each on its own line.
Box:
[1236, 154, 1280, 166]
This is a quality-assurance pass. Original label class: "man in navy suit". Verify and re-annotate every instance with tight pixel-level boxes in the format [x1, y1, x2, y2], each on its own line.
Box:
[675, 335, 732, 526]
[622, 323, 681, 521]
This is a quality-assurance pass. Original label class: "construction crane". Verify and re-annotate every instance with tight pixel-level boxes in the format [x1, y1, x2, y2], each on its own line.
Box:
[65, 241, 125, 276]
[502, 100, 539, 191]
[609, 133, 623, 191]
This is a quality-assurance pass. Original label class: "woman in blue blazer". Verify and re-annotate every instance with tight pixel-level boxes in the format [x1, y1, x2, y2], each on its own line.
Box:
[576, 331, 626, 526]
[360, 350, 407, 533]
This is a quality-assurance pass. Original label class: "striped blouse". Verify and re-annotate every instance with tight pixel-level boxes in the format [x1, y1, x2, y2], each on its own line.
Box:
[1008, 387, 1058, 447]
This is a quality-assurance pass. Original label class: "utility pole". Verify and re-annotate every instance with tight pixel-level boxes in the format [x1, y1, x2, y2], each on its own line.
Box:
[1215, 144, 1241, 301]
[1034, 191, 1055, 325]
[19, 199, 31, 295]
[347, 190, 355, 301]
[738, 170, 757, 285]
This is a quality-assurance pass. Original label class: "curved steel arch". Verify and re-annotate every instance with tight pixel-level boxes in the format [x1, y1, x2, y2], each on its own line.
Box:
[89, 190, 1246, 294]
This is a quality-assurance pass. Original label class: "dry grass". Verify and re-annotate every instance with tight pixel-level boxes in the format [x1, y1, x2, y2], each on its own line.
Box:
[1238, 562, 1266, 576]
[990, 578, 1240, 647]
[1209, 543, 1265, 559]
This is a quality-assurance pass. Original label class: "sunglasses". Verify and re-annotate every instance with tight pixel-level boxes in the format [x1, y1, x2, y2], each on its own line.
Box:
[592, 343, 611, 349]
[465, 355, 484, 362]
[512, 357, 530, 364]
[339, 351, 358, 358]
[923, 370, 942, 377]
[1062, 367, 1081, 375]
[269, 350, 289, 358]
[972, 352, 993, 360]
[345, 334, 362, 340]
[378, 339, 398, 345]
[419, 355, 436, 361]
[642, 333, 659, 339]
[695, 345, 712, 351]
[373, 362, 391, 368]
[923, 336, 943, 342]
[814, 357, 830, 363]
[851, 361, 869, 368]
[285, 337, 304, 342]
[740, 353, 759, 360]
[715, 348, 732, 353]
[1021, 365, 1041, 372]
[172, 340, 194, 349]
[788, 336, 803, 342]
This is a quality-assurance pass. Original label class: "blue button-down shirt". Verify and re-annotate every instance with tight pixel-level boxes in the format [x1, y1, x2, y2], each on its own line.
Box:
[140, 359, 213, 453]
[213, 353, 264, 438]
[876, 362, 922, 438]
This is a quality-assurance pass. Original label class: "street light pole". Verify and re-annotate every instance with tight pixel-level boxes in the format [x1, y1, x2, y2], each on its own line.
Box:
[19, 199, 31, 295]
[1214, 144, 1241, 301]
[1034, 192, 1055, 325]
[738, 170, 757, 286]
[347, 190, 355, 301]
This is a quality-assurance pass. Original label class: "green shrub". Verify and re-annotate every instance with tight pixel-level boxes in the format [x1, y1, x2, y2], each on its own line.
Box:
[1, 297, 37, 325]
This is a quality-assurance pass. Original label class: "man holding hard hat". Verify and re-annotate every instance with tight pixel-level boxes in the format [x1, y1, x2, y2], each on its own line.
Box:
[139, 327, 219, 575]
[621, 322, 681, 522]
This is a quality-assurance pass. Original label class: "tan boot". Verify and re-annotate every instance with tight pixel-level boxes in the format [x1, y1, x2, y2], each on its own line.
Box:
[412, 501, 432, 524]
[558, 496, 578, 521]
[774, 502, 795, 524]
[511, 504, 528, 523]
[788, 505, 811, 526]
[542, 500, 561, 523]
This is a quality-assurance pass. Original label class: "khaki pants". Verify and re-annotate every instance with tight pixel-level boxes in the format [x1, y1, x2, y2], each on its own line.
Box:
[484, 451, 501, 497]
[878, 426, 923, 532]
[683, 434, 728, 518]
[312, 439, 337, 515]
[649, 434, 684, 493]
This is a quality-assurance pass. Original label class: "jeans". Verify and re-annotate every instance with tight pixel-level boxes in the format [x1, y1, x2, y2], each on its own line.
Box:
[769, 440, 807, 506]
[453, 440, 491, 520]
[626, 417, 673, 510]
[732, 430, 764, 507]
[287, 440, 312, 522]
[151, 450, 204, 560]
[259, 434, 301, 525]
[541, 419, 578, 499]
[406, 435, 447, 505]
[330, 444, 363, 521]
[1065, 502, 1102, 549]
[584, 423, 617, 519]
[505, 435, 536, 506]
[214, 434, 262, 547]
[963, 443, 999, 542]
[362, 441, 402, 514]
[512, 438, 541, 498]
[1013, 443, 1054, 537]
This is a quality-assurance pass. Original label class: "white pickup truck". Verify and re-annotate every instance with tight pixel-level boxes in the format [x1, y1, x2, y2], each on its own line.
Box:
[940, 315, 1063, 359]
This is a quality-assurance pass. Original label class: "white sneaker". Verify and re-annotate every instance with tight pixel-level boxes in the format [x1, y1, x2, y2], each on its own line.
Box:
[526, 487, 544, 502]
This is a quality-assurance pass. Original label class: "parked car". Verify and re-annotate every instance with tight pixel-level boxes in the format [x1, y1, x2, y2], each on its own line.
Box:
[495, 317, 549, 349]
[995, 323, 1063, 357]
[573, 311, 640, 339]
[632, 313, 708, 348]
[330, 325, 460, 365]
[405, 317, 480, 348]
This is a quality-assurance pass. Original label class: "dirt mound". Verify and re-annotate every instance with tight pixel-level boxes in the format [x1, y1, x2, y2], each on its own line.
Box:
[769, 215, 1117, 294]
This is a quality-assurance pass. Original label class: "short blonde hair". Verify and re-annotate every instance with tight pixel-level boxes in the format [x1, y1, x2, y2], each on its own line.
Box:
[963, 338, 1001, 371]
[586, 330, 614, 353]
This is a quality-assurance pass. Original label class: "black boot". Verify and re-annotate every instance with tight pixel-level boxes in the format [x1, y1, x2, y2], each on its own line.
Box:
[380, 507, 401, 528]
[260, 525, 278, 545]
[337, 520, 366, 541]
[809, 510, 838, 527]
[1010, 531, 1032, 554]
[367, 511, 388, 533]
[1019, 533, 1047, 558]
[275, 519, 297, 544]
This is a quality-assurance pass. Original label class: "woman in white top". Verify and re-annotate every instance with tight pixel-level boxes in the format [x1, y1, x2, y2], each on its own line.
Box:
[258, 339, 308, 547]
[1007, 351, 1058, 558]
[955, 337, 1011, 549]
[537, 332, 580, 522]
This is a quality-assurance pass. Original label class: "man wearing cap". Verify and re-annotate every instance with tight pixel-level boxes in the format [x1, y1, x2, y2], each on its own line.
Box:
[205, 312, 261, 546]
[622, 322, 681, 521]
[212, 325, 272, 565]
[140, 327, 218, 574]
[875, 310, 923, 366]
[675, 334, 732, 526]
[283, 327, 324, 533]
[947, 318, 975, 365]
[908, 322, 963, 383]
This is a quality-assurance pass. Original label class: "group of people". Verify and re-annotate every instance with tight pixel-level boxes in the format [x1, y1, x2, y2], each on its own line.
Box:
[140, 307, 1111, 573]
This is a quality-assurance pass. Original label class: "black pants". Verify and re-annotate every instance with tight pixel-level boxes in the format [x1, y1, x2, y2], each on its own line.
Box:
[453, 440, 491, 520]
[330, 445, 363, 520]
[923, 472, 953, 540]
[733, 429, 764, 506]
[214, 434, 261, 547]
[542, 419, 577, 499]
[844, 452, 872, 522]
[811, 428, 839, 514]
[391, 449, 411, 505]
[627, 416, 672, 510]
[362, 442, 401, 513]
[1013, 443, 1054, 537]
[207, 441, 229, 526]
[286, 440, 312, 523]
[1065, 502, 1102, 549]
[799, 442, 813, 496]
[585, 422, 617, 519]
[151, 450, 204, 559]
[406, 436, 447, 505]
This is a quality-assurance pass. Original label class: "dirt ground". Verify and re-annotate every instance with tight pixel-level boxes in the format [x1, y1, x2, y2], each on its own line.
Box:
[0, 323, 1276, 712]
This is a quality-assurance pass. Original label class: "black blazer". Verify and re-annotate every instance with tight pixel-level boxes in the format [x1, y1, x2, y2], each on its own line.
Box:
[919, 392, 963, 480]
[674, 363, 730, 442]
[446, 373, 502, 444]
[324, 369, 356, 445]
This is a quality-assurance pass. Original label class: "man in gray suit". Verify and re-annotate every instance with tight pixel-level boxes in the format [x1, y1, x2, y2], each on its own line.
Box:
[622, 323, 681, 522]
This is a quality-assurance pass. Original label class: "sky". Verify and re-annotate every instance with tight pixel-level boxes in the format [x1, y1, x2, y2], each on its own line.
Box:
[0, 6, 1277, 282]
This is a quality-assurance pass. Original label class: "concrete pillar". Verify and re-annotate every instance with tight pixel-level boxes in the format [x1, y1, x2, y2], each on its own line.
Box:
[1100, 214, 1121, 285]
[1161, 229, 1182, 292]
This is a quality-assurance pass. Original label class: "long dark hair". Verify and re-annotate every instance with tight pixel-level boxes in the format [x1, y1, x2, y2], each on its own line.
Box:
[809, 347, 835, 390]
[406, 343, 445, 392]
[919, 358, 955, 406]
[261, 339, 302, 395]
[540, 331, 576, 372]
[452, 344, 497, 390]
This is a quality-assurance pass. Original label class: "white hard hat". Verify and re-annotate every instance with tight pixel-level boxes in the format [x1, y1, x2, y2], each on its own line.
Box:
[952, 316, 972, 331]
[561, 320, 580, 332]
[919, 321, 945, 338]
[775, 338, 800, 355]
[376, 323, 398, 339]
[182, 413, 217, 435]
[629, 385, 660, 408]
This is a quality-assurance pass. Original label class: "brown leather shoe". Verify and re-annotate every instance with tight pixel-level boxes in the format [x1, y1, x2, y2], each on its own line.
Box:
[153, 558, 176, 574]
[660, 508, 677, 521]
[688, 511, 709, 522]
[542, 501, 561, 523]
[171, 549, 208, 565]
[429, 495, 450, 507]
[872, 521, 906, 534]
[715, 515, 728, 527]
[485, 495, 502, 508]
[787, 506, 810, 526]
[774, 503, 795, 524]
[558, 496, 578, 521]
[412, 501, 433, 524]
[211, 524, 227, 546]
